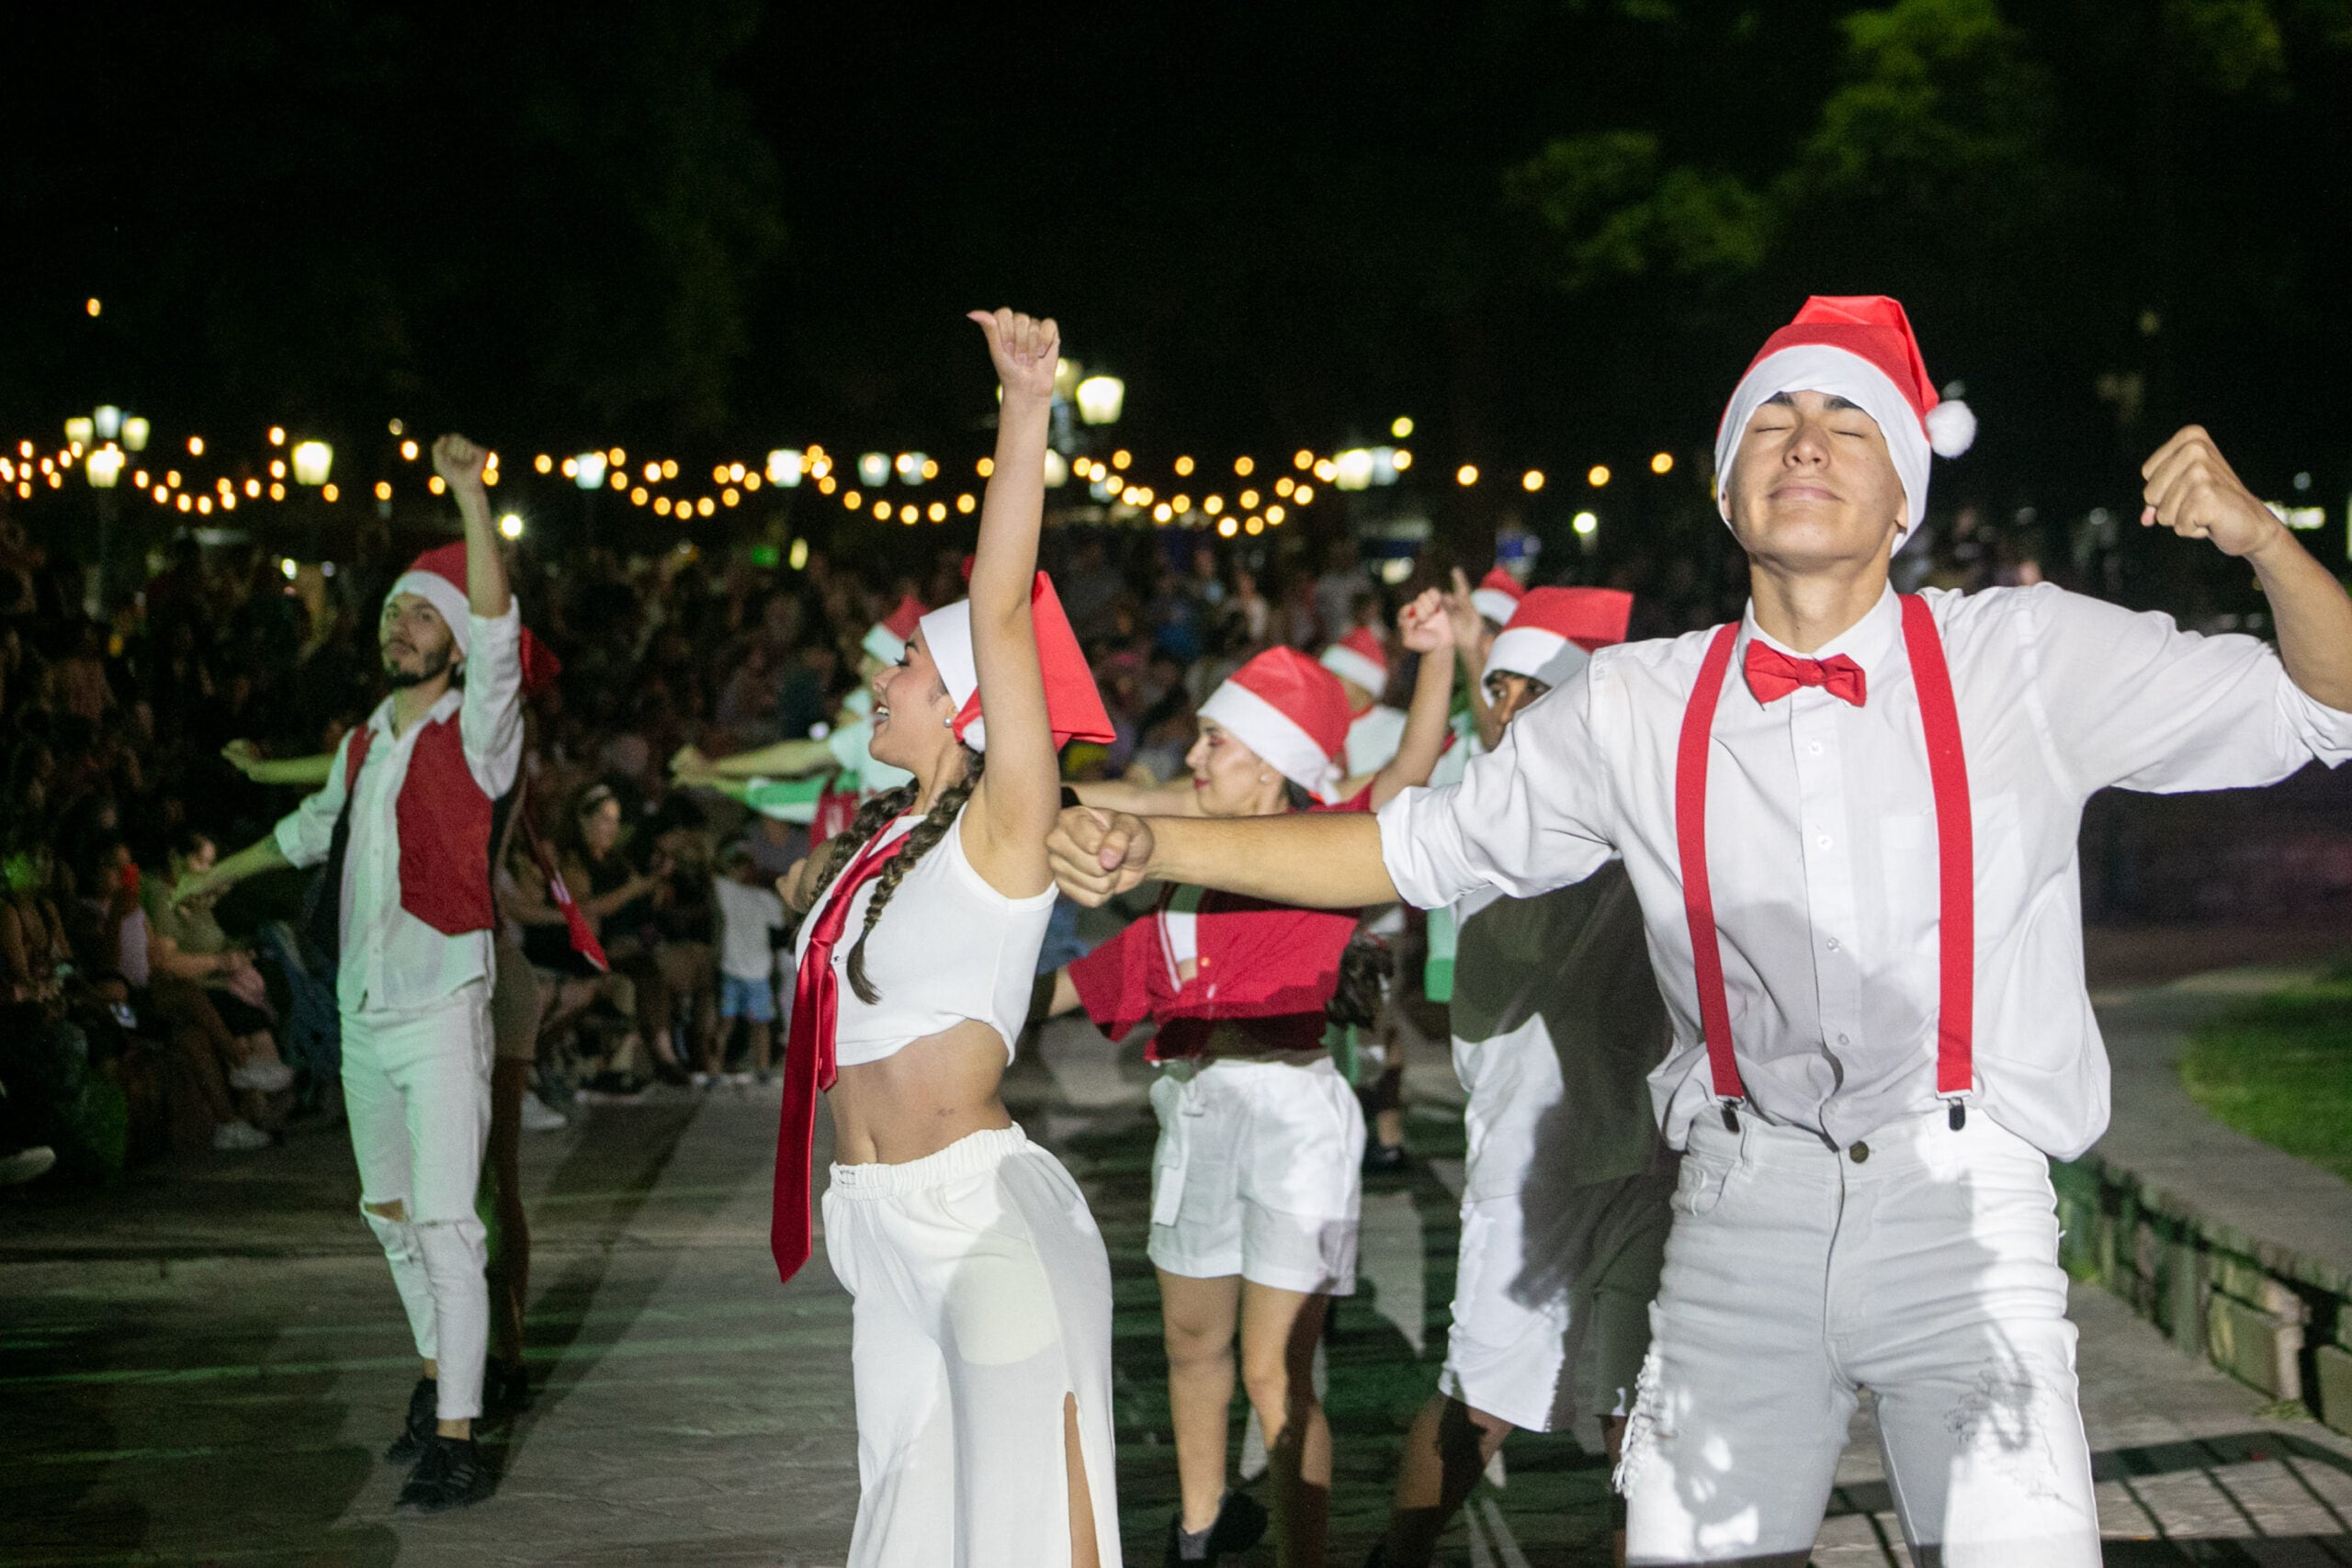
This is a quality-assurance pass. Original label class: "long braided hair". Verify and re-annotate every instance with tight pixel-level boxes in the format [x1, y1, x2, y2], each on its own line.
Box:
[799, 745, 986, 1006]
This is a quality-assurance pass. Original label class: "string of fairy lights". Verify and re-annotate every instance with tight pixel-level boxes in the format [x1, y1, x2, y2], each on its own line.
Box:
[5, 406, 1687, 548]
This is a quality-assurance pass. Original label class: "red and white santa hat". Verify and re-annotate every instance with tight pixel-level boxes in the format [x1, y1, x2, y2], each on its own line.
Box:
[1200, 646, 1352, 804]
[917, 573, 1114, 754]
[862, 594, 927, 665]
[385, 541, 559, 688]
[1714, 295, 1973, 533]
[1470, 567, 1524, 627]
[386, 543, 480, 656]
[1317, 626, 1388, 698]
[1483, 586, 1634, 692]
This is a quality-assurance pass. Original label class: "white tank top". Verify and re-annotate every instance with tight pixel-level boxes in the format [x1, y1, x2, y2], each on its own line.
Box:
[797, 800, 1056, 1067]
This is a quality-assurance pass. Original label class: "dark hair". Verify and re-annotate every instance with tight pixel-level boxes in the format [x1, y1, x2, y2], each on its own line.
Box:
[801, 746, 983, 1006]
[1327, 930, 1394, 1030]
[168, 824, 216, 864]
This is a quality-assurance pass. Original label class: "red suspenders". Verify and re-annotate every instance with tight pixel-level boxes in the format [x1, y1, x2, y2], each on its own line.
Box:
[1673, 594, 1975, 1130]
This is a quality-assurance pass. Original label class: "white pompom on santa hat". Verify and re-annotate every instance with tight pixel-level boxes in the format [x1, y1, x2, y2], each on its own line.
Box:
[1713, 294, 1973, 534]
[1470, 567, 1525, 628]
[1199, 646, 1353, 804]
[1483, 586, 1634, 692]
[1317, 626, 1389, 700]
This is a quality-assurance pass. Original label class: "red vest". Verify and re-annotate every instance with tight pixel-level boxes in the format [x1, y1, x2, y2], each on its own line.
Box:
[343, 713, 496, 936]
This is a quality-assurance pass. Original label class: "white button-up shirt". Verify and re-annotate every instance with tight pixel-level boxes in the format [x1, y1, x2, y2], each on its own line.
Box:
[276, 605, 524, 1016]
[1379, 583, 2352, 1158]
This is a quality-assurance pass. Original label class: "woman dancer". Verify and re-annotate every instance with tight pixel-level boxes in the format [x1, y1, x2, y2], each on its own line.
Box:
[1042, 597, 1454, 1567]
[772, 308, 1120, 1567]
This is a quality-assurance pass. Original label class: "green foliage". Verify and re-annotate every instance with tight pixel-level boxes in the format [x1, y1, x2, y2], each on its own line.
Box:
[2180, 975, 2352, 1184]
[1507, 132, 1774, 293]
[2164, 0, 2287, 91]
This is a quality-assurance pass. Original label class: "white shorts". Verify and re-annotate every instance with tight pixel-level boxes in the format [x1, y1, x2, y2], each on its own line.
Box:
[1148, 1055, 1364, 1295]
[1439, 1161, 1673, 1433]
[1617, 1107, 2099, 1566]
[1441, 1022, 1674, 1431]
[822, 1124, 1121, 1568]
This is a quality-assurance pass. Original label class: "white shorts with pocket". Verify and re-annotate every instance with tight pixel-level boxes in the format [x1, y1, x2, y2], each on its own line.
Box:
[1148, 1054, 1364, 1295]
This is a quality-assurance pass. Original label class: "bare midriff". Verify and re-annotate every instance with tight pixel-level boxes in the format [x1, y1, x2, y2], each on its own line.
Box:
[827, 1018, 1015, 1167]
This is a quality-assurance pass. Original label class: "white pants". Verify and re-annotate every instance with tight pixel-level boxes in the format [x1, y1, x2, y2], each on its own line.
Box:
[1148, 1055, 1363, 1294]
[822, 1125, 1122, 1568]
[1617, 1107, 2099, 1566]
[343, 983, 494, 1422]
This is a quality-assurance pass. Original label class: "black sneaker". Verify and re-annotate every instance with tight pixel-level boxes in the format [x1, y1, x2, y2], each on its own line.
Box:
[1363, 1141, 1408, 1175]
[396, 1433, 492, 1514]
[1163, 1490, 1269, 1565]
[382, 1376, 436, 1463]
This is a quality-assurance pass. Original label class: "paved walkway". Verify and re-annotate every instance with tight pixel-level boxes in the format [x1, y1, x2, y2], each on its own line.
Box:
[6, 1000, 2352, 1564]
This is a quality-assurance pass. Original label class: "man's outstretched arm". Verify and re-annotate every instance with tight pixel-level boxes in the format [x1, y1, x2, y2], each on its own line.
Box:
[1047, 806, 1396, 909]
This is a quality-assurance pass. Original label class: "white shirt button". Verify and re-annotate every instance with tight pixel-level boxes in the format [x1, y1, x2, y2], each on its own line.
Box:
[1808, 741, 1824, 756]
[1838, 1032, 1850, 1046]
[1826, 938, 1841, 952]
[1816, 835, 1832, 849]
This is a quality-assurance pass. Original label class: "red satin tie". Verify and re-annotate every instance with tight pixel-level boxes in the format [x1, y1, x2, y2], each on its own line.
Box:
[770, 821, 911, 1284]
[1743, 641, 1868, 707]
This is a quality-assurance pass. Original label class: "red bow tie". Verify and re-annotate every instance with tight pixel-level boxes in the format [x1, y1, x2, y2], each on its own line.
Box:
[1744, 642, 1868, 707]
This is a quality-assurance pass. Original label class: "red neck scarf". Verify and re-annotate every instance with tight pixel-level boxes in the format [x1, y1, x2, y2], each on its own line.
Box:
[770, 820, 911, 1283]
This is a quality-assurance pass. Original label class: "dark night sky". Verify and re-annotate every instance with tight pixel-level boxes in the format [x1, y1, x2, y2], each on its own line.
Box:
[5, 1, 2350, 551]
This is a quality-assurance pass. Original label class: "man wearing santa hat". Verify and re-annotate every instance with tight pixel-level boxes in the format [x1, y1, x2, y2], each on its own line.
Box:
[1373, 586, 1673, 1568]
[1050, 294, 2352, 1564]
[1321, 625, 1412, 775]
[175, 434, 523, 1514]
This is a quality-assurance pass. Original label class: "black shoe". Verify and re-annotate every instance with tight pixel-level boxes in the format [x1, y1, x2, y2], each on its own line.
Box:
[1363, 1141, 1408, 1175]
[484, 1358, 532, 1417]
[382, 1376, 436, 1463]
[1164, 1490, 1269, 1565]
[396, 1433, 492, 1514]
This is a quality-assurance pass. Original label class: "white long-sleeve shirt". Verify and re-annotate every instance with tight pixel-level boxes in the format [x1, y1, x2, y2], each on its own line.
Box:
[276, 604, 525, 1015]
[1379, 583, 2352, 1159]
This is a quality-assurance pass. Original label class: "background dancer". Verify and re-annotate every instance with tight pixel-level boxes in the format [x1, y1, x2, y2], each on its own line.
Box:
[1369, 585, 1670, 1568]
[772, 307, 1122, 1567]
[1040, 601, 1453, 1568]
[1046, 294, 2352, 1566]
[174, 433, 522, 1514]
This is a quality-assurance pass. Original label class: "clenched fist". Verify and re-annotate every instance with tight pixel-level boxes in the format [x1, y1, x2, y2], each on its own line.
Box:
[1046, 805, 1157, 907]
[2141, 426, 2283, 559]
[1396, 587, 1455, 654]
[433, 434, 490, 494]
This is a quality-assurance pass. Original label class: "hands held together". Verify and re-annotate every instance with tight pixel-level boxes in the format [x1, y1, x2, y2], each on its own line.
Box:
[1045, 806, 1157, 907]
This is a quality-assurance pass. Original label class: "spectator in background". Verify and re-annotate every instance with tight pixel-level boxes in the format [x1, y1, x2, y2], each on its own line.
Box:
[142, 829, 294, 1098]
[707, 842, 784, 1085]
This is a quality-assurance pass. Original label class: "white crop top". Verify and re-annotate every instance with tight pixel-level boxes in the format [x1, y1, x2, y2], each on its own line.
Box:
[797, 801, 1057, 1067]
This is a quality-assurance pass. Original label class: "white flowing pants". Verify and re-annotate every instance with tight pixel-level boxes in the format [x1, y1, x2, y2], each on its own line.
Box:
[343, 982, 493, 1422]
[1618, 1106, 2098, 1566]
[822, 1125, 1122, 1568]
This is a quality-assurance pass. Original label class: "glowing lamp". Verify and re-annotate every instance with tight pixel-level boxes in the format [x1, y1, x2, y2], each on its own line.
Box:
[121, 417, 150, 452]
[291, 441, 334, 486]
[498, 513, 526, 540]
[86, 448, 123, 488]
[65, 417, 95, 446]
[1334, 449, 1374, 491]
[767, 449, 804, 487]
[94, 406, 122, 440]
[572, 452, 606, 491]
[1075, 375, 1125, 426]
[1042, 450, 1069, 489]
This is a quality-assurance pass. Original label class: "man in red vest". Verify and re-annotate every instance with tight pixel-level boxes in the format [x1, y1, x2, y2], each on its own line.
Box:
[1049, 297, 2352, 1565]
[178, 434, 521, 1514]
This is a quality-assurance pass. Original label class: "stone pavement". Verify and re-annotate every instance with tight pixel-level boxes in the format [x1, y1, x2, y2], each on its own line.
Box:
[6, 1006, 2352, 1564]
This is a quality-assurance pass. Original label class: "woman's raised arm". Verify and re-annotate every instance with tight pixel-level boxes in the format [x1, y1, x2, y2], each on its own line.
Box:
[961, 309, 1062, 893]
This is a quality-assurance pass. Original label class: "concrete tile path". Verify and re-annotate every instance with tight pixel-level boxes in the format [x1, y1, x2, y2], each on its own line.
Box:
[6, 1007, 2351, 1564]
